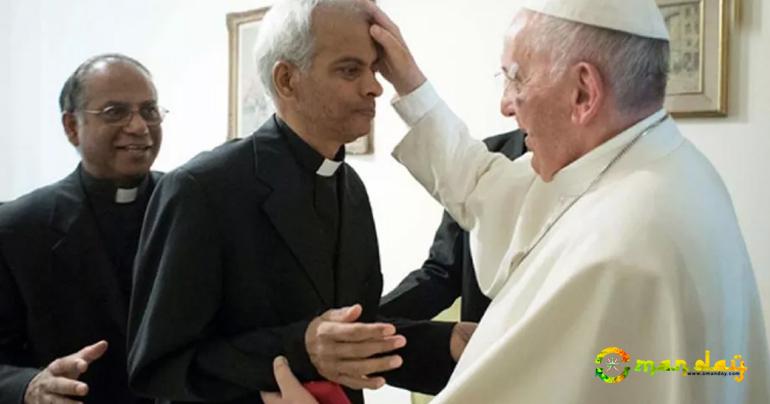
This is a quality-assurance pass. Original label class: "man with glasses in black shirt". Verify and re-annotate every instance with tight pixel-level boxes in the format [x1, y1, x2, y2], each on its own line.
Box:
[0, 54, 164, 404]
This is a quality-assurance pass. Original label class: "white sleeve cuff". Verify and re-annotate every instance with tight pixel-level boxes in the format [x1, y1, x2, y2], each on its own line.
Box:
[391, 81, 440, 127]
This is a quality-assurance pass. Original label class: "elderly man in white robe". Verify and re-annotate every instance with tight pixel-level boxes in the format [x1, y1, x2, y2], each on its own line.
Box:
[260, 0, 770, 403]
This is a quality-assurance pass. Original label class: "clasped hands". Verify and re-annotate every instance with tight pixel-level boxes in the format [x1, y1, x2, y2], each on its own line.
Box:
[262, 304, 476, 404]
[304, 304, 404, 390]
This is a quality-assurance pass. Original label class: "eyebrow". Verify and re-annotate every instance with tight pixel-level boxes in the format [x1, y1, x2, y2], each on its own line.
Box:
[331, 56, 379, 67]
[99, 99, 158, 106]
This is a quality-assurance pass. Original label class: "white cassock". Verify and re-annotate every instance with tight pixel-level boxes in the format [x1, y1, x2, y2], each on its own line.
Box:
[391, 83, 770, 403]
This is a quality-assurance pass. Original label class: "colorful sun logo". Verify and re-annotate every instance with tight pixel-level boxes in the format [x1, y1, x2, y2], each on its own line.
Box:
[595, 346, 631, 383]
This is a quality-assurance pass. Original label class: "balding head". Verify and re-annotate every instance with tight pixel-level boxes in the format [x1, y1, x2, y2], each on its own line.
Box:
[59, 53, 153, 114]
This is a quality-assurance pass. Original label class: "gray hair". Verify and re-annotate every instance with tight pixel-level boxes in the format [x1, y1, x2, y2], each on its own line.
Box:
[254, 0, 365, 102]
[59, 53, 152, 113]
[517, 10, 669, 114]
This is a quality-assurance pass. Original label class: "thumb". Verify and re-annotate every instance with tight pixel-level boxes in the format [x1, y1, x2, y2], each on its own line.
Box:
[273, 356, 303, 394]
[370, 24, 403, 53]
[78, 340, 109, 363]
[323, 304, 362, 323]
[259, 391, 281, 404]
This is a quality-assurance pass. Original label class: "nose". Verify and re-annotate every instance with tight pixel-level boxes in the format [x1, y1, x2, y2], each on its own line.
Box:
[365, 71, 384, 98]
[124, 111, 151, 135]
[500, 93, 516, 117]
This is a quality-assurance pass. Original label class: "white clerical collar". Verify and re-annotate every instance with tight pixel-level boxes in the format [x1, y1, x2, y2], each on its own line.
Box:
[115, 187, 139, 204]
[316, 159, 343, 177]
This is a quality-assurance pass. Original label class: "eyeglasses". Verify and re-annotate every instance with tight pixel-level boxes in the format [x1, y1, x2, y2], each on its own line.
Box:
[80, 103, 169, 126]
[494, 62, 524, 93]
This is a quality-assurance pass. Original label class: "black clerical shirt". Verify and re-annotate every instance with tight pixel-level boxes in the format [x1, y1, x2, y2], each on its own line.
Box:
[276, 116, 345, 300]
[79, 166, 152, 296]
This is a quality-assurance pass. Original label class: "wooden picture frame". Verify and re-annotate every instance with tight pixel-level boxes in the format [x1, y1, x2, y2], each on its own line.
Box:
[657, 0, 729, 117]
[226, 7, 374, 154]
[227, 7, 272, 140]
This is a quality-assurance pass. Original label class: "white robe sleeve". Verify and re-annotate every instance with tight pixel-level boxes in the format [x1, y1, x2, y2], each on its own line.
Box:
[391, 82, 535, 297]
[391, 82, 503, 231]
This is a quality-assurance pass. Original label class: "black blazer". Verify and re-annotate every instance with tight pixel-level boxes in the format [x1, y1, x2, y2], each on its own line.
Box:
[0, 168, 159, 404]
[380, 130, 527, 322]
[127, 118, 454, 404]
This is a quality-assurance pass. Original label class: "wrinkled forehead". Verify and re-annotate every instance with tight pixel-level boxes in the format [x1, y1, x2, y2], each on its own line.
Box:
[311, 4, 376, 60]
[82, 61, 157, 103]
[501, 12, 530, 63]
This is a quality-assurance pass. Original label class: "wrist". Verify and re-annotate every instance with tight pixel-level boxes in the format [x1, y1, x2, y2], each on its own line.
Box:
[395, 71, 427, 96]
[449, 322, 477, 362]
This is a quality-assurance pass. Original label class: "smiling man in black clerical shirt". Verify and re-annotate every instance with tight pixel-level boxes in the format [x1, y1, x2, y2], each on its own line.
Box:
[0, 54, 163, 404]
[127, 1, 469, 404]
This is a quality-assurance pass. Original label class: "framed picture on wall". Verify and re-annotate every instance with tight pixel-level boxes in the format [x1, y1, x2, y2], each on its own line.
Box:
[227, 7, 272, 140]
[226, 7, 374, 154]
[657, 0, 729, 117]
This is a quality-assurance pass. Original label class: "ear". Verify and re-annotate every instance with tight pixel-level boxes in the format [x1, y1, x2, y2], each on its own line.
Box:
[570, 62, 605, 125]
[272, 61, 299, 100]
[62, 112, 80, 147]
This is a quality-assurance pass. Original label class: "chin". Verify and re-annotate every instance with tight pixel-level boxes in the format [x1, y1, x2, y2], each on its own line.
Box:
[530, 158, 539, 175]
[343, 127, 371, 143]
[118, 162, 153, 178]
[530, 153, 545, 176]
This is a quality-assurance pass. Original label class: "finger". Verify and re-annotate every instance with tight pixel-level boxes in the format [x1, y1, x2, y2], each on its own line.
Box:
[332, 336, 406, 359]
[47, 356, 87, 378]
[336, 374, 386, 390]
[359, 0, 403, 41]
[50, 341, 108, 377]
[43, 376, 89, 397]
[42, 395, 83, 404]
[318, 322, 397, 342]
[273, 356, 304, 393]
[77, 340, 108, 363]
[259, 391, 282, 404]
[458, 322, 477, 340]
[321, 304, 362, 323]
[370, 24, 405, 54]
[337, 354, 403, 378]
